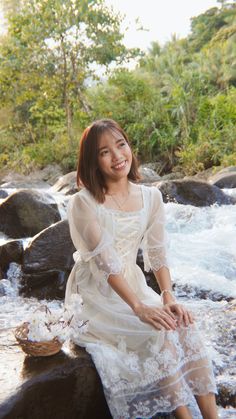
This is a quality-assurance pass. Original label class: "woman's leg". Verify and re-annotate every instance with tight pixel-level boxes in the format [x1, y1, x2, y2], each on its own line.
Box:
[174, 405, 192, 419]
[195, 393, 219, 419]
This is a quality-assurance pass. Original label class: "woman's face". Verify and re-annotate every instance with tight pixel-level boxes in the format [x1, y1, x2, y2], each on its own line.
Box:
[97, 129, 132, 182]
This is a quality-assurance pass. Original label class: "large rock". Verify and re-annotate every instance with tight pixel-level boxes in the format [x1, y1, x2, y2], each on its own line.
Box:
[0, 334, 112, 419]
[0, 240, 24, 275]
[156, 179, 235, 206]
[0, 189, 61, 239]
[0, 180, 50, 189]
[217, 377, 236, 408]
[209, 167, 236, 189]
[21, 220, 75, 299]
[138, 165, 161, 184]
[0, 165, 63, 188]
[51, 172, 78, 195]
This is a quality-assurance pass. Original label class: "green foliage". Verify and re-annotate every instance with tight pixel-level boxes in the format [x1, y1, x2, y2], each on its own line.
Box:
[189, 3, 236, 51]
[0, 0, 136, 170]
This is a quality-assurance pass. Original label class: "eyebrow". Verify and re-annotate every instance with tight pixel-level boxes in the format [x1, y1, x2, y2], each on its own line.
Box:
[98, 138, 125, 152]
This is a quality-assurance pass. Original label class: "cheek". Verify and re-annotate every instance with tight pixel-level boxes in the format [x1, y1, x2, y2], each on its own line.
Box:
[98, 156, 110, 171]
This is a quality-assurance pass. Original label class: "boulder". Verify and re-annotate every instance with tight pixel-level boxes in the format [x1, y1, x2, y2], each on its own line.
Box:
[0, 335, 113, 419]
[0, 180, 50, 189]
[0, 189, 61, 239]
[51, 172, 78, 195]
[0, 240, 24, 275]
[161, 172, 184, 181]
[138, 165, 161, 184]
[30, 164, 64, 186]
[156, 179, 235, 206]
[209, 169, 236, 189]
[217, 377, 236, 408]
[0, 165, 63, 188]
[21, 220, 75, 299]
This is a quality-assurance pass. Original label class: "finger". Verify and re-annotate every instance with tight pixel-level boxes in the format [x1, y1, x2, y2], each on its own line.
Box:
[187, 310, 194, 324]
[156, 307, 175, 321]
[183, 310, 189, 327]
[175, 309, 184, 326]
[163, 306, 177, 321]
[156, 310, 177, 326]
[155, 316, 176, 331]
[160, 314, 177, 330]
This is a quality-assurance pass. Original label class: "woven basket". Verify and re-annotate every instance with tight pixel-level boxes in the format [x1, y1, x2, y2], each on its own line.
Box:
[14, 322, 63, 357]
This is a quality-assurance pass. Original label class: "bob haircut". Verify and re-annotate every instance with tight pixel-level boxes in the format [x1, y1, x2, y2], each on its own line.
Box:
[77, 119, 140, 203]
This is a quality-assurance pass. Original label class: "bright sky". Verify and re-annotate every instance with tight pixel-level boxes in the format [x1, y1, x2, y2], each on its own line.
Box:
[0, 0, 220, 49]
[105, 0, 219, 50]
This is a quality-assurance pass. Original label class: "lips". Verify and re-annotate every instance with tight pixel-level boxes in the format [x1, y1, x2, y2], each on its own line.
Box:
[112, 160, 127, 170]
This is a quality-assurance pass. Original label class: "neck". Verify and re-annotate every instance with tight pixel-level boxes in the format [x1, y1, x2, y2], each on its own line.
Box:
[106, 178, 130, 195]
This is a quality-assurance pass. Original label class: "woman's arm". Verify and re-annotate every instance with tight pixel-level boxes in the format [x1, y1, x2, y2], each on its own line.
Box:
[108, 273, 177, 331]
[153, 266, 194, 326]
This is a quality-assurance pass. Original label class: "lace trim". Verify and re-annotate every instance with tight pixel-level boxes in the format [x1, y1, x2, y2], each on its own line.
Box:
[142, 246, 169, 272]
[86, 325, 214, 395]
[109, 381, 217, 419]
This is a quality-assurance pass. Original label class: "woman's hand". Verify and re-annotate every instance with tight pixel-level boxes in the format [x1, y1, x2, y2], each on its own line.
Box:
[163, 302, 194, 327]
[133, 303, 178, 331]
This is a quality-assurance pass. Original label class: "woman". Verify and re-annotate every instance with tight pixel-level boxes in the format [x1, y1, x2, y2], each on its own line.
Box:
[65, 119, 218, 419]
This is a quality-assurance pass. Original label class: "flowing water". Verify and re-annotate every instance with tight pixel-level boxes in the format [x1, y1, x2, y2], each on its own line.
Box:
[0, 187, 235, 418]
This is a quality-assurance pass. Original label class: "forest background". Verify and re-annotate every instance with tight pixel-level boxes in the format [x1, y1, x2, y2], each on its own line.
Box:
[0, 0, 236, 176]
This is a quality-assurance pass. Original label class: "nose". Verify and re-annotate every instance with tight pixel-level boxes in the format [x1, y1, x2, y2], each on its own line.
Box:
[111, 147, 121, 161]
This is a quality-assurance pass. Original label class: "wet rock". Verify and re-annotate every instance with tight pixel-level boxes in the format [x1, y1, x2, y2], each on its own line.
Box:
[0, 189, 8, 199]
[217, 377, 236, 408]
[136, 249, 161, 295]
[192, 167, 217, 181]
[51, 172, 78, 195]
[161, 172, 184, 181]
[0, 180, 50, 189]
[175, 284, 233, 302]
[0, 240, 24, 276]
[156, 179, 235, 206]
[30, 164, 64, 186]
[0, 189, 61, 239]
[209, 167, 236, 189]
[138, 165, 161, 184]
[0, 338, 113, 419]
[21, 220, 75, 300]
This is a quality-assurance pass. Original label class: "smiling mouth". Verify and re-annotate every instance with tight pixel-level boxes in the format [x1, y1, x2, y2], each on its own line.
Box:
[112, 161, 127, 170]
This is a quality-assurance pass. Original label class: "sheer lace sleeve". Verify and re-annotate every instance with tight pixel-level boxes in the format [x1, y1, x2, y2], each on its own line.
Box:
[142, 187, 169, 273]
[67, 190, 122, 296]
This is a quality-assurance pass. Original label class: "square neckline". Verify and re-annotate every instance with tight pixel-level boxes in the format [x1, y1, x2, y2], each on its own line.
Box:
[101, 183, 145, 215]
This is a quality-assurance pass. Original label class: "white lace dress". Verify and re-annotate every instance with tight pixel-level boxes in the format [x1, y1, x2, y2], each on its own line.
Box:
[65, 185, 217, 419]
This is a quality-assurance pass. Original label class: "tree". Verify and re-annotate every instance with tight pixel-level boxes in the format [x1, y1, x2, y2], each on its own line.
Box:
[189, 3, 236, 51]
[0, 0, 136, 147]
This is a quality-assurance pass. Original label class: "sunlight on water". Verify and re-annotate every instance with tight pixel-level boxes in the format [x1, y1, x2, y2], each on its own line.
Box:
[166, 203, 236, 298]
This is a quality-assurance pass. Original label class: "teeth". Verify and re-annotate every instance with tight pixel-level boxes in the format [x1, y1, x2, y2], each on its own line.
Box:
[113, 161, 126, 169]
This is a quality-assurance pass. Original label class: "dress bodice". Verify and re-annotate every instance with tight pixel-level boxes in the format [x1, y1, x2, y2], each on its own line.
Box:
[98, 207, 146, 264]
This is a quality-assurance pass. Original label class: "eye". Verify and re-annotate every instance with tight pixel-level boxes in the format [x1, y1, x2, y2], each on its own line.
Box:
[100, 149, 109, 157]
[119, 141, 126, 147]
